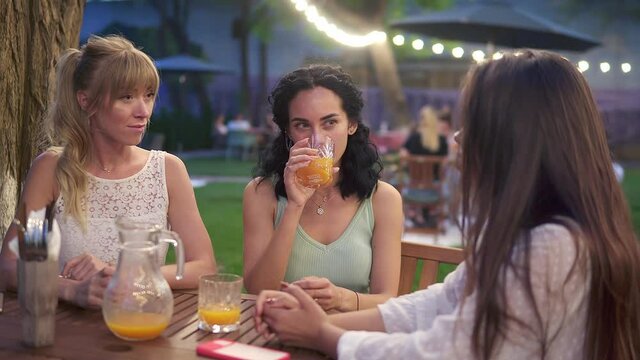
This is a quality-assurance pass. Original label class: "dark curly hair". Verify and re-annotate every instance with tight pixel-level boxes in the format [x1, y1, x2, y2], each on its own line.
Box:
[254, 64, 382, 200]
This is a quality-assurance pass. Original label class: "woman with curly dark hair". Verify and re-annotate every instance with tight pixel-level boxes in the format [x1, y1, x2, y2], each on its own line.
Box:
[253, 51, 640, 359]
[243, 64, 402, 312]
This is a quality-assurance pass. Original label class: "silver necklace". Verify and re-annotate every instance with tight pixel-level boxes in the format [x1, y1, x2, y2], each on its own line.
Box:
[311, 191, 334, 215]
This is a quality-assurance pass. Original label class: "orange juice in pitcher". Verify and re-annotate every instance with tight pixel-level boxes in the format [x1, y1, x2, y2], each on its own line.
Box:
[106, 311, 170, 341]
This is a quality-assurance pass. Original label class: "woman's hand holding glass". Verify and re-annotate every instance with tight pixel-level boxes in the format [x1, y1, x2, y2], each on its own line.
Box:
[283, 138, 322, 207]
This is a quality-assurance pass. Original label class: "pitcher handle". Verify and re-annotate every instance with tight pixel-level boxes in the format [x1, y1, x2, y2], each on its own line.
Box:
[157, 230, 185, 280]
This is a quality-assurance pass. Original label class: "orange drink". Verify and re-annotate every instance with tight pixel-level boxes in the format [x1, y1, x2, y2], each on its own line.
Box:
[105, 311, 169, 341]
[198, 306, 241, 325]
[296, 135, 334, 189]
[296, 157, 333, 188]
[198, 273, 243, 333]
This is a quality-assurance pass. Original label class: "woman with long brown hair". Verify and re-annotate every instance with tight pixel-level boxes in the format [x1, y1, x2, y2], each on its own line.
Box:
[252, 50, 640, 359]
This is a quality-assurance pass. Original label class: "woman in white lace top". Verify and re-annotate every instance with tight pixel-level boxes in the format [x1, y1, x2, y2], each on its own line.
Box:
[0, 35, 216, 309]
[253, 50, 640, 359]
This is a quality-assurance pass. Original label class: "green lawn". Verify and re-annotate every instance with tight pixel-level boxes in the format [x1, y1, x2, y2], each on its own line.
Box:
[183, 157, 640, 286]
[622, 168, 640, 233]
[183, 158, 255, 177]
[195, 183, 246, 275]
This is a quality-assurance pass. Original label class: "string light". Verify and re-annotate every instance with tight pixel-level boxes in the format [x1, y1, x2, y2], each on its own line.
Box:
[392, 34, 405, 46]
[452, 47, 464, 58]
[288, 1, 634, 74]
[294, 0, 307, 12]
[578, 60, 589, 72]
[412, 39, 424, 50]
[289, 0, 386, 47]
[472, 50, 485, 63]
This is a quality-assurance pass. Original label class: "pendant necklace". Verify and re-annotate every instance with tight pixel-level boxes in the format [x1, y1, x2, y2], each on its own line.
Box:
[96, 160, 113, 174]
[311, 191, 334, 215]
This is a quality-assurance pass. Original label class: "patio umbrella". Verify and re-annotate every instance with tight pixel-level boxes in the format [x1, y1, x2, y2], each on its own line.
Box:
[152, 55, 233, 152]
[154, 54, 232, 74]
[390, 0, 600, 53]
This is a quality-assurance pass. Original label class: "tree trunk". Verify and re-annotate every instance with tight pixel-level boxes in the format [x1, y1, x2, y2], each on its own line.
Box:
[0, 0, 85, 239]
[255, 39, 268, 126]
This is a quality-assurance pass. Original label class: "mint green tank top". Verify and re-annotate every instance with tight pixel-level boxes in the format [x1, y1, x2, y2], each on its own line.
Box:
[274, 196, 374, 293]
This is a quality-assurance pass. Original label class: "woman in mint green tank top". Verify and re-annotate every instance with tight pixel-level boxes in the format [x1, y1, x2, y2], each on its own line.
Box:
[243, 65, 403, 312]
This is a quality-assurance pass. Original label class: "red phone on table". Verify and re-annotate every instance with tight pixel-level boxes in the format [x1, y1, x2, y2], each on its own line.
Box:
[196, 339, 290, 360]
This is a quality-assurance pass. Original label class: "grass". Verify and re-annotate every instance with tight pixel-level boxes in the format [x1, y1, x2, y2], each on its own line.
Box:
[621, 168, 640, 234]
[183, 158, 255, 177]
[195, 183, 246, 276]
[183, 157, 640, 287]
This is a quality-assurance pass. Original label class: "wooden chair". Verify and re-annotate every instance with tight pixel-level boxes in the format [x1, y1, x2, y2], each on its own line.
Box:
[398, 155, 449, 234]
[398, 241, 465, 295]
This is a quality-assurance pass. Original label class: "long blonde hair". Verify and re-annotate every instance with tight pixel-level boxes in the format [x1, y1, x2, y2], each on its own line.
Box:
[417, 106, 439, 152]
[46, 35, 159, 229]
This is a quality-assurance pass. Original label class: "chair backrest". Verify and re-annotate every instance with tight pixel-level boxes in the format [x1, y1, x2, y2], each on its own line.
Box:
[227, 130, 256, 147]
[398, 241, 465, 295]
[402, 155, 447, 191]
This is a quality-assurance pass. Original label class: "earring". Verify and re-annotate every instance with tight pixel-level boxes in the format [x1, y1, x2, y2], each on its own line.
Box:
[284, 136, 293, 150]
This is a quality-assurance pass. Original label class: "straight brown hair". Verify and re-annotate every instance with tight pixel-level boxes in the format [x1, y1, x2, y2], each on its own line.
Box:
[458, 50, 640, 359]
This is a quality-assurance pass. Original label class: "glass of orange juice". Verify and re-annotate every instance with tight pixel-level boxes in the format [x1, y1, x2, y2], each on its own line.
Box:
[198, 273, 243, 333]
[296, 135, 334, 188]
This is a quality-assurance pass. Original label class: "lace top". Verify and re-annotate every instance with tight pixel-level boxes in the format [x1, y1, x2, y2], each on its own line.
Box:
[338, 223, 589, 359]
[55, 150, 169, 269]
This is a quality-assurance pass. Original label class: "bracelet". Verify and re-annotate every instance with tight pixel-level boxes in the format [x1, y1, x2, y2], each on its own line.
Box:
[353, 290, 360, 311]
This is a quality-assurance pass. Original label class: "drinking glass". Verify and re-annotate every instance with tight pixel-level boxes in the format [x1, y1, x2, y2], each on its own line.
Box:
[295, 135, 334, 188]
[197, 273, 243, 333]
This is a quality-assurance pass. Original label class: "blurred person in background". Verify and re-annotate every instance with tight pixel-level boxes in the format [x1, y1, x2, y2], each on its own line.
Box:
[400, 105, 449, 228]
[210, 113, 228, 149]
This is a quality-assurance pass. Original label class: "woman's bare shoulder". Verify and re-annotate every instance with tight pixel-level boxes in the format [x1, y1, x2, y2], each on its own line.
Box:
[244, 177, 276, 198]
[372, 181, 401, 202]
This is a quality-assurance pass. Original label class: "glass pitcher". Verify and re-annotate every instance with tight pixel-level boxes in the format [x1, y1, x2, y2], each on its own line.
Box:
[102, 217, 185, 341]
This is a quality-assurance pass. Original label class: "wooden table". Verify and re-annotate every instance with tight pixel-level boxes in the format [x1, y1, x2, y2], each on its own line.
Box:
[0, 291, 329, 359]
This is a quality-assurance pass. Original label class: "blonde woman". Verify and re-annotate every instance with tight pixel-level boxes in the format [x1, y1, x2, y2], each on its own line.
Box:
[399, 106, 449, 227]
[0, 35, 216, 309]
[400, 106, 448, 157]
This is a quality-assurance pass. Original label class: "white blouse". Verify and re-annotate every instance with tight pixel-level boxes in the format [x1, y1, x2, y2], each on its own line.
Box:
[338, 223, 589, 359]
[55, 150, 169, 269]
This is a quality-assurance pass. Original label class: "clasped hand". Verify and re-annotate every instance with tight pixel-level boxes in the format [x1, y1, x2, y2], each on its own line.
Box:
[254, 284, 328, 349]
[290, 276, 345, 311]
[60, 253, 115, 309]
